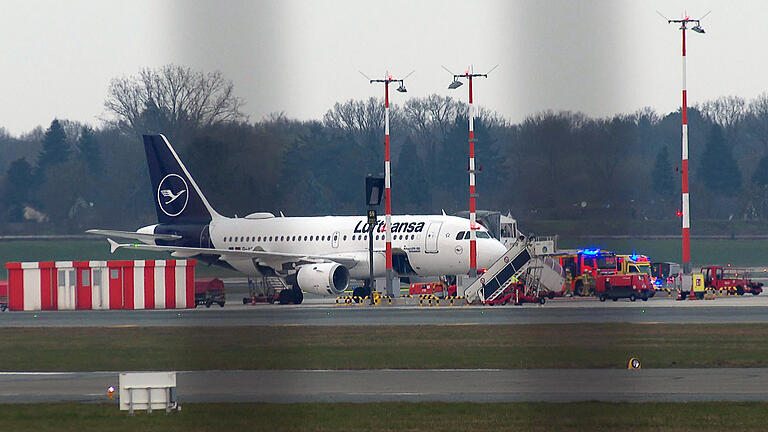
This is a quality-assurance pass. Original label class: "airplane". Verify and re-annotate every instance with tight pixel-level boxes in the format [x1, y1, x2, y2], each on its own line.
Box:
[88, 134, 507, 304]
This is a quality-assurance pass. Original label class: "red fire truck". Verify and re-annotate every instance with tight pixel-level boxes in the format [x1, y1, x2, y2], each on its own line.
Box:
[596, 273, 653, 302]
[556, 249, 617, 296]
[700, 266, 763, 297]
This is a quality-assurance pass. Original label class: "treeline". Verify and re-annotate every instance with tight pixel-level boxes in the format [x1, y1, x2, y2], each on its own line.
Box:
[1, 64, 768, 234]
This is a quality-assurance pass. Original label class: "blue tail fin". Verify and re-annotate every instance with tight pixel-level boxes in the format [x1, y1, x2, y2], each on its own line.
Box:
[143, 134, 221, 224]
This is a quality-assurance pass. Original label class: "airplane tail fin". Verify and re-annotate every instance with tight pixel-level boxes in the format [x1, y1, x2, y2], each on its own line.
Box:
[143, 134, 222, 224]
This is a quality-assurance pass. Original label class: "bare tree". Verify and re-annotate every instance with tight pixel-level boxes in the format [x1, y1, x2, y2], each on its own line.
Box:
[104, 64, 246, 138]
[697, 96, 746, 130]
[747, 92, 768, 150]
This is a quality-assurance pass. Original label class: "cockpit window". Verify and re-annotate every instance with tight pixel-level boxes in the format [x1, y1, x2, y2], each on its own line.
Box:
[476, 231, 491, 239]
[456, 232, 464, 240]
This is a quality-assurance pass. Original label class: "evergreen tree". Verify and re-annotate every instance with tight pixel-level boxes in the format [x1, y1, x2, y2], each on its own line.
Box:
[651, 145, 675, 196]
[697, 124, 741, 195]
[36, 119, 70, 176]
[752, 154, 768, 186]
[4, 158, 34, 221]
[76, 126, 101, 174]
[393, 137, 429, 212]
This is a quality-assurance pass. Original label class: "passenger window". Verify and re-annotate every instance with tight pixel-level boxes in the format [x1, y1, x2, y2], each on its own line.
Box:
[269, 236, 273, 241]
[343, 235, 347, 241]
[280, 236, 284, 241]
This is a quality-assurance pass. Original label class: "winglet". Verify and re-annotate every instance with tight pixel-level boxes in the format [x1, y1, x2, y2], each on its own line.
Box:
[107, 238, 120, 254]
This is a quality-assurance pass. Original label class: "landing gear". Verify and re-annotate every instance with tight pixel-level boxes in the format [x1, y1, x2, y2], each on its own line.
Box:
[352, 286, 371, 299]
[353, 280, 373, 300]
[278, 286, 304, 305]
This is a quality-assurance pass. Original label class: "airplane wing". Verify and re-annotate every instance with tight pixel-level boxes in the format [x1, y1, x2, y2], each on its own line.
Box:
[106, 239, 359, 269]
[86, 229, 181, 242]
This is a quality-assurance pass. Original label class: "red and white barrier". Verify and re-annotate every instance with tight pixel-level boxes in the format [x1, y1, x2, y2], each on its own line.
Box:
[4, 260, 196, 311]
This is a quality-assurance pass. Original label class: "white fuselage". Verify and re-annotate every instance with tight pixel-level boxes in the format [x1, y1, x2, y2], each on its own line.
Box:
[206, 214, 506, 279]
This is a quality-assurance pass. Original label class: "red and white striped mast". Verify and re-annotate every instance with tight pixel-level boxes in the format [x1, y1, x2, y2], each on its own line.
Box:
[365, 71, 411, 295]
[447, 65, 496, 280]
[663, 12, 707, 280]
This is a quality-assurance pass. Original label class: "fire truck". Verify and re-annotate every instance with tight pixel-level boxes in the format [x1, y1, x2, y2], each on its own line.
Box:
[595, 272, 653, 302]
[556, 249, 617, 296]
[616, 254, 655, 297]
[700, 266, 763, 297]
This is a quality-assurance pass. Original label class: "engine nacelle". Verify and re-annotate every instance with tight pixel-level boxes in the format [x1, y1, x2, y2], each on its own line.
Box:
[296, 263, 349, 296]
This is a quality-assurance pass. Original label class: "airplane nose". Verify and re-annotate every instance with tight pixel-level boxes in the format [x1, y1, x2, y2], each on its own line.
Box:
[479, 240, 507, 268]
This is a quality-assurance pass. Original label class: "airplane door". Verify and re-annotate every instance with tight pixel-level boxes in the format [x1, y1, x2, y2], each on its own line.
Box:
[425, 222, 442, 253]
[332, 231, 340, 248]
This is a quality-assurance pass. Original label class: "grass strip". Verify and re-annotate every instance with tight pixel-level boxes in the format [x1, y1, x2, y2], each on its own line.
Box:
[1, 402, 767, 432]
[2, 324, 768, 371]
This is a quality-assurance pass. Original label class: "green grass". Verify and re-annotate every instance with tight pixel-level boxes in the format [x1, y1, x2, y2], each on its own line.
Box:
[3, 324, 768, 371]
[1, 402, 767, 432]
[0, 240, 240, 279]
[557, 238, 768, 267]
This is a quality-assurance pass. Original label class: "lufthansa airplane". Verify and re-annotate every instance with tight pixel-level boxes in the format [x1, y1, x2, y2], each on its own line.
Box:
[89, 134, 507, 303]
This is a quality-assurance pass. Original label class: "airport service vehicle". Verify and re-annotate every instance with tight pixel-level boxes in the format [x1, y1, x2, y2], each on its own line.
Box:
[89, 135, 507, 304]
[464, 238, 565, 305]
[651, 262, 681, 288]
[556, 249, 617, 296]
[409, 281, 457, 297]
[616, 254, 655, 297]
[195, 277, 225, 308]
[701, 266, 763, 296]
[510, 283, 546, 305]
[595, 273, 652, 302]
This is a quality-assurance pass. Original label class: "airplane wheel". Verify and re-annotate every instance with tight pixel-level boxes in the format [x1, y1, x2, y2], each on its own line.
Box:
[353, 286, 370, 298]
[278, 290, 292, 304]
[292, 287, 304, 305]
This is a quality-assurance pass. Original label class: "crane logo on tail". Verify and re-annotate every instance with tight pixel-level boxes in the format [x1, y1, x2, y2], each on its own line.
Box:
[157, 174, 189, 217]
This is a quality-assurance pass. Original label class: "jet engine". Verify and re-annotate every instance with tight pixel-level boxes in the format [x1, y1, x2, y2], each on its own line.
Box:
[295, 263, 349, 296]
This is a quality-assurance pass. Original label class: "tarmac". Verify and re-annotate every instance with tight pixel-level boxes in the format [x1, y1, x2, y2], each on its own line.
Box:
[2, 368, 768, 403]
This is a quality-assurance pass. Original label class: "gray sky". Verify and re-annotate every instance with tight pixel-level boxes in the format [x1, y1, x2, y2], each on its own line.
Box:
[0, 0, 764, 135]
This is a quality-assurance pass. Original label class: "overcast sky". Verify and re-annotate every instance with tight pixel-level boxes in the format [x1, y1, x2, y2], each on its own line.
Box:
[0, 0, 764, 135]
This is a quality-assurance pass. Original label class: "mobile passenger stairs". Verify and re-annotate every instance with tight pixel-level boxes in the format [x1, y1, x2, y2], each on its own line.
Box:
[465, 238, 565, 305]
